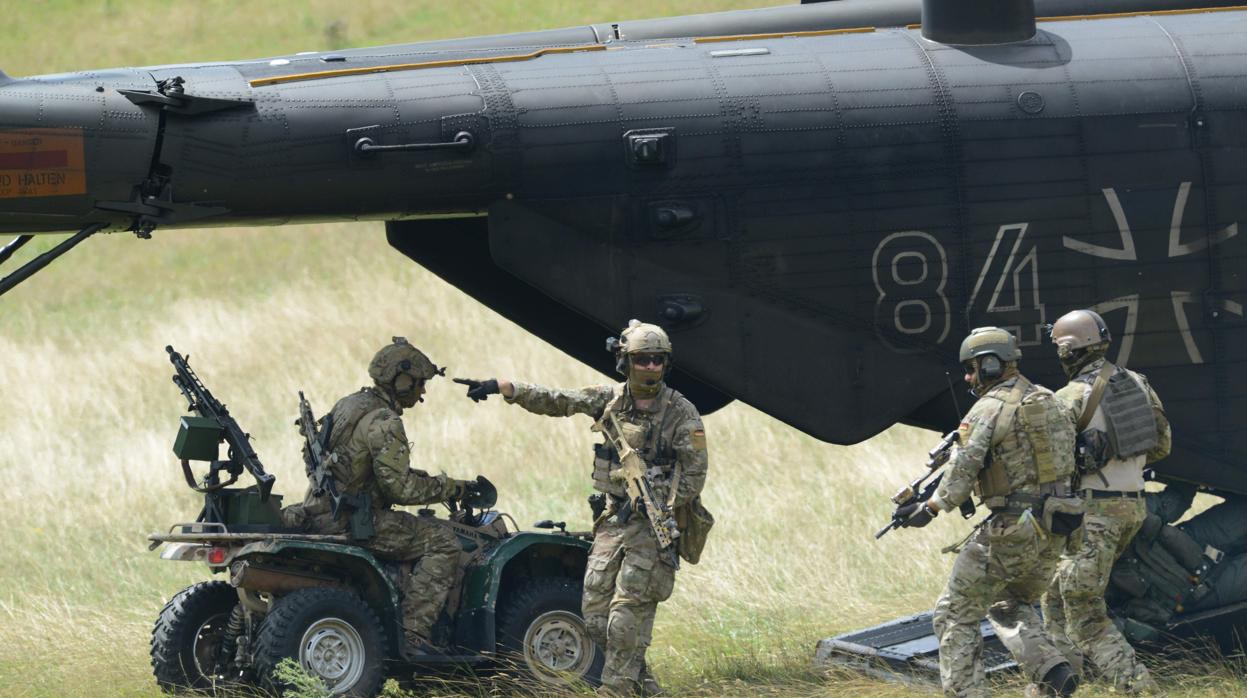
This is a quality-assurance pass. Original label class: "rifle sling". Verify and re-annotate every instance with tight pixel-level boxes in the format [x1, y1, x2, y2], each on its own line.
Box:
[1078, 361, 1116, 433]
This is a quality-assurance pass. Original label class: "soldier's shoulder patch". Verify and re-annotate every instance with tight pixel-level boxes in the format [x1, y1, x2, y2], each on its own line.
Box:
[957, 421, 973, 442]
[691, 429, 707, 451]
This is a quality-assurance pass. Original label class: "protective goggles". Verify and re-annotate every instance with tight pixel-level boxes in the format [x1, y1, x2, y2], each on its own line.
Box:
[631, 354, 667, 368]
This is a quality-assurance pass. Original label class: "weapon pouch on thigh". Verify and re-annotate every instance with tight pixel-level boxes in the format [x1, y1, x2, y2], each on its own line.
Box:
[1042, 496, 1086, 536]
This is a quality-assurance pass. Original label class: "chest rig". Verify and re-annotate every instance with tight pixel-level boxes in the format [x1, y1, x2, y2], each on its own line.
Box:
[975, 377, 1076, 508]
[591, 385, 678, 498]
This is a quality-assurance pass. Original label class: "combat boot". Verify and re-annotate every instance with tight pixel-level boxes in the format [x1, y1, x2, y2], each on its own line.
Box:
[1119, 665, 1161, 695]
[639, 661, 664, 696]
[1040, 661, 1079, 697]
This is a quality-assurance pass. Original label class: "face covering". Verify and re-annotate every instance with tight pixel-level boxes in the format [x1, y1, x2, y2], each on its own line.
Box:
[1058, 345, 1105, 378]
[628, 366, 664, 399]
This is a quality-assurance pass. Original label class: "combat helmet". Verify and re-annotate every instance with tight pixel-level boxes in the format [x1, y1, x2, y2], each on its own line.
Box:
[620, 320, 672, 356]
[608, 320, 672, 398]
[959, 326, 1022, 364]
[1051, 309, 1111, 376]
[369, 337, 443, 403]
[1051, 309, 1111, 358]
[959, 327, 1021, 391]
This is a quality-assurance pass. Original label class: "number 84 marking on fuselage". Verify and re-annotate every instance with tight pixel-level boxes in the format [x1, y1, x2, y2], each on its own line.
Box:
[872, 182, 1241, 365]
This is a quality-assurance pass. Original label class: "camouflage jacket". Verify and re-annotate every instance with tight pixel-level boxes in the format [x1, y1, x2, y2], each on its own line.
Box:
[298, 387, 458, 511]
[1056, 358, 1171, 491]
[932, 374, 1076, 512]
[506, 380, 708, 506]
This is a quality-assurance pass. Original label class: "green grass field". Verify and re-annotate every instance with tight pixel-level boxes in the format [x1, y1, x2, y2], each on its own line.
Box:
[1, 2, 1243, 696]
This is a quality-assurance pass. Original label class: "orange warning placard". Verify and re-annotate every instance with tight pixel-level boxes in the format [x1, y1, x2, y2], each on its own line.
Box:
[0, 128, 86, 199]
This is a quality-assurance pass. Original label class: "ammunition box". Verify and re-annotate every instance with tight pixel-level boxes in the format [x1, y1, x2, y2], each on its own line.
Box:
[173, 416, 224, 461]
[224, 489, 285, 527]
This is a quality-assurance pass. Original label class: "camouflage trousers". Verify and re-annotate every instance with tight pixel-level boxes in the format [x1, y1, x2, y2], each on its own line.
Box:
[288, 501, 461, 641]
[932, 513, 1068, 697]
[1042, 494, 1154, 692]
[584, 515, 676, 695]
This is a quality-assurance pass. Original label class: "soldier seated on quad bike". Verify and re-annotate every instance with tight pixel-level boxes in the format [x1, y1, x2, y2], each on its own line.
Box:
[281, 337, 489, 656]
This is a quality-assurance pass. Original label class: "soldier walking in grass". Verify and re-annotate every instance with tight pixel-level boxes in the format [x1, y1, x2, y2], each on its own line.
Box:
[894, 327, 1083, 697]
[1041, 310, 1171, 694]
[455, 320, 711, 697]
[281, 337, 484, 656]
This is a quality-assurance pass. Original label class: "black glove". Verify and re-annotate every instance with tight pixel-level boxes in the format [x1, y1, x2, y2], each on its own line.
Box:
[453, 377, 499, 402]
[462, 475, 498, 510]
[897, 502, 936, 528]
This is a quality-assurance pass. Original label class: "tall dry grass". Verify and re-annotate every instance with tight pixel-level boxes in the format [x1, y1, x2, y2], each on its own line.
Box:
[1, 2, 1242, 696]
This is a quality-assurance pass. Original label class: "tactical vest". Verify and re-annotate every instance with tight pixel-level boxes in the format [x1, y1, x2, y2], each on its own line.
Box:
[1100, 369, 1159, 460]
[321, 388, 391, 497]
[591, 385, 679, 498]
[976, 377, 1076, 506]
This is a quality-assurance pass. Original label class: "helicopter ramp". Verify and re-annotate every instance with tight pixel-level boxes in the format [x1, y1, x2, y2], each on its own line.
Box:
[813, 611, 1017, 685]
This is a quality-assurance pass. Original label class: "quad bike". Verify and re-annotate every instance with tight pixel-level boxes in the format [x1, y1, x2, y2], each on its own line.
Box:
[148, 348, 601, 696]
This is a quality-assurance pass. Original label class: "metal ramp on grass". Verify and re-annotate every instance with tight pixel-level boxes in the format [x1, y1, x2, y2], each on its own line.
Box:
[813, 611, 1017, 685]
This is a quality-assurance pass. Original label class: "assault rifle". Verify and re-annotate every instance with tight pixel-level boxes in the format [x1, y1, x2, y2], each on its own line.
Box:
[167, 345, 276, 500]
[876, 430, 964, 539]
[599, 413, 681, 566]
[298, 392, 373, 540]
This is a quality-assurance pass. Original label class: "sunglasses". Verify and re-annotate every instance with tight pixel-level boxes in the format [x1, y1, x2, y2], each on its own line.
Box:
[631, 354, 667, 368]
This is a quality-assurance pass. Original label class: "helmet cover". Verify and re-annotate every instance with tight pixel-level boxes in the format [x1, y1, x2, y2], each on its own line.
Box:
[958, 326, 1022, 364]
[368, 336, 441, 385]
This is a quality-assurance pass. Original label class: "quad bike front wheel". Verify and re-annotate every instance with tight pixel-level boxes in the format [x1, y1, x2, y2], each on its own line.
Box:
[496, 578, 603, 688]
[253, 587, 386, 697]
[151, 580, 245, 691]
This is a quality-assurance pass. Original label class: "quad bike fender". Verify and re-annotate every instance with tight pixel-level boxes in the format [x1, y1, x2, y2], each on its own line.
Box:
[230, 539, 403, 650]
[465, 532, 590, 610]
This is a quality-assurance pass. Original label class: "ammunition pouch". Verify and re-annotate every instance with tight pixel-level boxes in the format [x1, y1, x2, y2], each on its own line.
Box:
[673, 497, 714, 565]
[986, 484, 1081, 535]
[591, 442, 627, 497]
[976, 456, 1012, 503]
[1042, 495, 1086, 536]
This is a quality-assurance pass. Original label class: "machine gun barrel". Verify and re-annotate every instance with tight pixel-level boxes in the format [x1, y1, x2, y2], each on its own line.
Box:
[167, 345, 276, 500]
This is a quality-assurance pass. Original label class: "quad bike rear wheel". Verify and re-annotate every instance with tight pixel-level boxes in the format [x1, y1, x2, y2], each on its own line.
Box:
[151, 580, 244, 691]
[496, 578, 603, 688]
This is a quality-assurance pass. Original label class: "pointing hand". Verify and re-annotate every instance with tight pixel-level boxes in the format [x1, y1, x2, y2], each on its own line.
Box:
[453, 377, 500, 402]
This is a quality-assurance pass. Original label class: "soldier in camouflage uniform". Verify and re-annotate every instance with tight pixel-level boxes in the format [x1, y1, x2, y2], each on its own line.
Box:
[282, 337, 481, 655]
[895, 327, 1082, 697]
[456, 320, 708, 696]
[1041, 310, 1171, 693]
